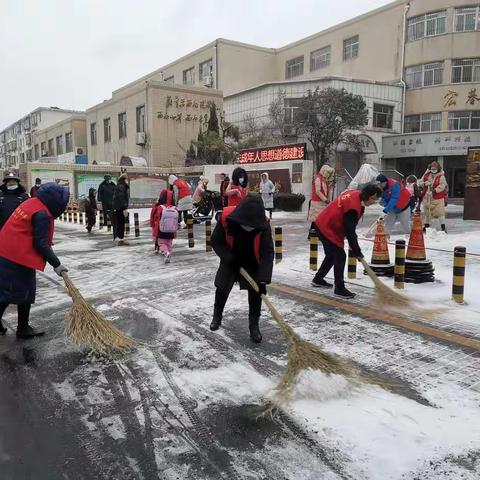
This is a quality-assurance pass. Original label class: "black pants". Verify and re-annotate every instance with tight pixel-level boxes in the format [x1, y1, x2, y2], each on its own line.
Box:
[178, 210, 189, 224]
[214, 286, 262, 318]
[313, 234, 346, 287]
[113, 210, 125, 239]
[0, 303, 31, 328]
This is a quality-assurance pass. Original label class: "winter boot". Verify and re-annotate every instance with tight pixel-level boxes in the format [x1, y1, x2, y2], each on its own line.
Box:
[334, 283, 356, 299]
[423, 223, 430, 233]
[441, 224, 447, 233]
[311, 278, 333, 288]
[249, 316, 262, 343]
[210, 309, 223, 331]
[164, 253, 171, 264]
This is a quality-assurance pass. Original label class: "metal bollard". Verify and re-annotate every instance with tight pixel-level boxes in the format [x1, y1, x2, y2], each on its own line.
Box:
[99, 210, 104, 229]
[452, 246, 466, 304]
[187, 214, 194, 248]
[73, 210, 78, 224]
[348, 248, 357, 279]
[309, 234, 318, 271]
[205, 219, 212, 252]
[134, 212, 140, 237]
[394, 240, 406, 289]
[275, 227, 283, 264]
[68, 208, 72, 223]
[125, 213, 130, 236]
[79, 211, 84, 225]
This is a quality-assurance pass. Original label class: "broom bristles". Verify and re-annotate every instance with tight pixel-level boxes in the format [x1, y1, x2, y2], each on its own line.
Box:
[62, 273, 134, 355]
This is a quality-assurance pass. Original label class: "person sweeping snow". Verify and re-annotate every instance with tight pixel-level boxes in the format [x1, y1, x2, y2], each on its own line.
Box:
[210, 196, 274, 343]
[0, 183, 69, 337]
[150, 188, 178, 263]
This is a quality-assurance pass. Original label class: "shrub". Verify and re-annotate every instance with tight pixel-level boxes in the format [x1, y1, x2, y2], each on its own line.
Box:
[273, 193, 305, 211]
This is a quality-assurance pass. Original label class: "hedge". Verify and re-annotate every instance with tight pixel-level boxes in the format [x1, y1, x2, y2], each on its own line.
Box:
[273, 193, 306, 211]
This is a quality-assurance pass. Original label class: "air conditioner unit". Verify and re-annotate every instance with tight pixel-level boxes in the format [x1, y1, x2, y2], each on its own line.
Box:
[75, 147, 84, 155]
[136, 132, 146, 145]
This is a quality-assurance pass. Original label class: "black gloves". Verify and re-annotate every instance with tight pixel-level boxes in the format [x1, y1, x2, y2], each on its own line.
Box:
[258, 282, 267, 296]
[351, 248, 364, 259]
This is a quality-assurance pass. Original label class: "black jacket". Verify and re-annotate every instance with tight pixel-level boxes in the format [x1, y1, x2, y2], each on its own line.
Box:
[0, 184, 29, 230]
[212, 196, 274, 292]
[113, 180, 130, 211]
[97, 180, 116, 209]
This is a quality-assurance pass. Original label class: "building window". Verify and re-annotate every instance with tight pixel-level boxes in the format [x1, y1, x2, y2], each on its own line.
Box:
[407, 11, 446, 42]
[41, 141, 47, 156]
[285, 56, 304, 79]
[90, 122, 97, 145]
[310, 46, 331, 71]
[404, 113, 442, 133]
[284, 98, 302, 124]
[448, 111, 480, 130]
[118, 112, 127, 138]
[373, 104, 394, 129]
[406, 62, 443, 89]
[164, 76, 174, 85]
[65, 132, 73, 153]
[136, 105, 145, 133]
[34, 144, 39, 159]
[183, 67, 195, 85]
[104, 118, 111, 142]
[48, 138, 54, 156]
[452, 58, 480, 83]
[56, 135, 63, 155]
[199, 59, 213, 86]
[454, 6, 480, 32]
[343, 35, 359, 60]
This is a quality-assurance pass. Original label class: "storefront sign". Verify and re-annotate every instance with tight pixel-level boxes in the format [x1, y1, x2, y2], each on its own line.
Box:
[383, 132, 480, 158]
[239, 143, 306, 164]
[464, 146, 480, 220]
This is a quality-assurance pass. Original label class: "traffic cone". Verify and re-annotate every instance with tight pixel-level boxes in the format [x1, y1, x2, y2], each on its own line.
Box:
[368, 219, 394, 277]
[406, 212, 426, 262]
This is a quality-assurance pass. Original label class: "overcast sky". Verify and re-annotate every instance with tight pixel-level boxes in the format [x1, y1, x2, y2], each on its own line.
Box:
[0, 0, 393, 129]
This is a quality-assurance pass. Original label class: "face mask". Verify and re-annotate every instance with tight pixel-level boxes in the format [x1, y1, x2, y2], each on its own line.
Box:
[239, 177, 245, 185]
[7, 185, 17, 191]
[240, 224, 254, 232]
[430, 169, 438, 174]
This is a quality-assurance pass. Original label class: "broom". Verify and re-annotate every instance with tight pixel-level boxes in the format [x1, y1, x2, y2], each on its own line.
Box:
[239, 268, 376, 408]
[62, 272, 134, 355]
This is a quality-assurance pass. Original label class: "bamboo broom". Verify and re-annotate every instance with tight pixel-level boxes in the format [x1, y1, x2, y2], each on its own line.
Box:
[62, 272, 134, 355]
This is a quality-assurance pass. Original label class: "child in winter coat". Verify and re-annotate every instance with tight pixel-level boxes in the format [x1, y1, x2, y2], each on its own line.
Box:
[150, 188, 178, 263]
[85, 188, 98, 233]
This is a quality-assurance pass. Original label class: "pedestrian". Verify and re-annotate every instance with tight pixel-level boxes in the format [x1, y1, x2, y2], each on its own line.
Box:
[97, 174, 116, 227]
[0, 183, 69, 338]
[30, 178, 42, 198]
[210, 196, 274, 343]
[168, 174, 193, 227]
[418, 161, 448, 233]
[260, 172, 275, 219]
[150, 189, 178, 264]
[0, 172, 29, 231]
[405, 175, 421, 214]
[193, 176, 209, 206]
[311, 185, 382, 299]
[112, 173, 130, 246]
[308, 164, 336, 225]
[219, 173, 230, 207]
[225, 167, 248, 207]
[376, 174, 412, 236]
[85, 188, 98, 233]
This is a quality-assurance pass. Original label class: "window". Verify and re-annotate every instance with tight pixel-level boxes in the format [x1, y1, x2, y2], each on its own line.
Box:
[452, 58, 480, 83]
[448, 111, 480, 130]
[56, 135, 63, 155]
[48, 138, 54, 156]
[404, 113, 442, 133]
[90, 122, 97, 145]
[284, 98, 302, 124]
[199, 59, 213, 85]
[407, 11, 446, 41]
[164, 76, 174, 85]
[285, 56, 304, 79]
[41, 141, 47, 156]
[373, 104, 394, 129]
[65, 132, 73, 153]
[118, 112, 127, 138]
[104, 118, 111, 142]
[136, 105, 145, 133]
[454, 6, 480, 32]
[406, 62, 443, 89]
[34, 144, 39, 159]
[183, 67, 195, 85]
[343, 35, 359, 60]
[310, 46, 331, 71]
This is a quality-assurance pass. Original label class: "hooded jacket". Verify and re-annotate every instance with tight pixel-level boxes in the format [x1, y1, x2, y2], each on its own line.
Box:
[113, 177, 130, 211]
[97, 179, 116, 209]
[260, 172, 275, 209]
[0, 183, 29, 230]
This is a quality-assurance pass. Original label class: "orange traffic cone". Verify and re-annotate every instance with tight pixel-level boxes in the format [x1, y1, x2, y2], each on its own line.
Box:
[370, 219, 391, 266]
[406, 212, 426, 262]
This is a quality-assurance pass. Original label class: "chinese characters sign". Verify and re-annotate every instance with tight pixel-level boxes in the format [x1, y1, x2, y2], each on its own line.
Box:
[443, 88, 480, 108]
[239, 143, 306, 164]
[157, 95, 213, 124]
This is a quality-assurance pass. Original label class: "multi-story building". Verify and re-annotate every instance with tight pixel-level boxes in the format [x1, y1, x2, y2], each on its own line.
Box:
[0, 107, 84, 169]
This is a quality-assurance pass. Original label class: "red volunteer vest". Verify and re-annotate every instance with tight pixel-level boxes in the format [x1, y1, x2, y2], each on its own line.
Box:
[387, 178, 411, 210]
[422, 171, 446, 200]
[315, 190, 364, 248]
[227, 184, 247, 207]
[311, 173, 329, 202]
[0, 197, 54, 271]
[174, 179, 192, 200]
[221, 206, 261, 263]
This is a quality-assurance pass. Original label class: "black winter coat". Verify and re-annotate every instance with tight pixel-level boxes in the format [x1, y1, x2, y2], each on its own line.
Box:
[212, 197, 274, 292]
[97, 181, 116, 209]
[0, 184, 29, 230]
[113, 181, 130, 211]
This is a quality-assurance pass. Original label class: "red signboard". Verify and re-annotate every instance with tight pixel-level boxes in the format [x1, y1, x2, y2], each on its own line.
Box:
[239, 143, 306, 164]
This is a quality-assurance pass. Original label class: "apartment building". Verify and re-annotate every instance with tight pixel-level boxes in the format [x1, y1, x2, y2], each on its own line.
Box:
[86, 81, 222, 167]
[0, 107, 84, 169]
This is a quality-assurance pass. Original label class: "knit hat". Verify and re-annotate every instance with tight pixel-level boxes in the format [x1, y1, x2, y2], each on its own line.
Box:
[376, 174, 388, 184]
[3, 171, 19, 183]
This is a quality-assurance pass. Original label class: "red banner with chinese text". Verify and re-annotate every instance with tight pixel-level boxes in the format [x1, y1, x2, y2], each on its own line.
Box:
[239, 143, 306, 164]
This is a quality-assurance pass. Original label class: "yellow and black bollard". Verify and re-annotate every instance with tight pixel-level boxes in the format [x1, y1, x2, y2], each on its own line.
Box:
[275, 227, 283, 264]
[205, 219, 212, 252]
[452, 246, 466, 304]
[309, 234, 318, 271]
[68, 208, 72, 223]
[394, 240, 406, 289]
[125, 212, 130, 236]
[107, 213, 112, 232]
[99, 210, 104, 229]
[73, 210, 78, 224]
[347, 248, 357, 279]
[187, 214, 194, 248]
[79, 211, 84, 225]
[134, 212, 140, 237]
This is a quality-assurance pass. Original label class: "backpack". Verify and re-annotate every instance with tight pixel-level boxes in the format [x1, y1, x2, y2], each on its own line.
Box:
[159, 205, 178, 233]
